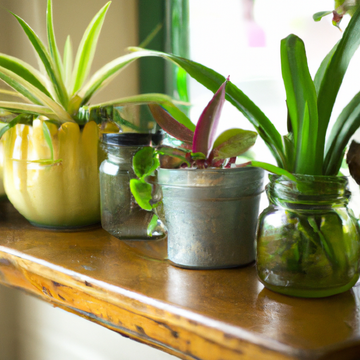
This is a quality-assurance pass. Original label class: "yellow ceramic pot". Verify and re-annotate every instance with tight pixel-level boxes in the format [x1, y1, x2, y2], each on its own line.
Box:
[3, 119, 100, 229]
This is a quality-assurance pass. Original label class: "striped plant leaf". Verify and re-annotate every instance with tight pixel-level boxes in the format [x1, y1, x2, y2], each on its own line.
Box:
[79, 52, 144, 105]
[70, 1, 111, 95]
[11, 12, 68, 108]
[0, 65, 73, 122]
[63, 36, 73, 91]
[91, 93, 194, 131]
[0, 54, 52, 98]
[46, 0, 64, 81]
[0, 101, 57, 119]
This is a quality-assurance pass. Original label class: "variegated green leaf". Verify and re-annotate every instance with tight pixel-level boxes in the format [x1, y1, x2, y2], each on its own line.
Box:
[63, 36, 73, 91]
[0, 65, 73, 122]
[11, 12, 68, 107]
[0, 101, 58, 119]
[46, 0, 63, 82]
[71, 1, 111, 95]
[90, 93, 194, 131]
[0, 53, 52, 98]
[79, 52, 142, 105]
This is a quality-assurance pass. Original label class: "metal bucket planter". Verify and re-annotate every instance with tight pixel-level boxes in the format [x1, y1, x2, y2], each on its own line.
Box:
[156, 167, 264, 269]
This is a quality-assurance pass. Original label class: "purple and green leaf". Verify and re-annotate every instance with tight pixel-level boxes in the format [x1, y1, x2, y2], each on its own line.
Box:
[148, 103, 194, 143]
[192, 77, 228, 158]
[210, 128, 257, 161]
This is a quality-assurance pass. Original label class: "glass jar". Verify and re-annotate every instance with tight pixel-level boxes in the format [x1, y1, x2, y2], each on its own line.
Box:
[257, 174, 360, 298]
[99, 133, 165, 240]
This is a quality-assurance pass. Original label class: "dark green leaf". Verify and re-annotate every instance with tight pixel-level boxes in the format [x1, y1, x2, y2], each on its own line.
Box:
[129, 179, 153, 211]
[316, 6, 360, 170]
[324, 91, 360, 174]
[281, 35, 320, 175]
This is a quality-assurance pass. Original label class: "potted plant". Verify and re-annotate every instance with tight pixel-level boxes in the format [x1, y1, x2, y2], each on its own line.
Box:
[120, 6, 360, 297]
[130, 78, 263, 269]
[0, 0, 185, 229]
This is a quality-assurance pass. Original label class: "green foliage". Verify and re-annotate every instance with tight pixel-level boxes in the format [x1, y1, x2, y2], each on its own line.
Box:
[127, 6, 360, 176]
[133, 147, 160, 180]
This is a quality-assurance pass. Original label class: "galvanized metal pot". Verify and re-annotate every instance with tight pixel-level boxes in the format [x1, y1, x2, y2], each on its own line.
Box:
[156, 167, 264, 269]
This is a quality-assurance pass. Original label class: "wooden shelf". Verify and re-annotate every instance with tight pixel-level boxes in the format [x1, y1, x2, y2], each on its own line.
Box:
[0, 200, 359, 360]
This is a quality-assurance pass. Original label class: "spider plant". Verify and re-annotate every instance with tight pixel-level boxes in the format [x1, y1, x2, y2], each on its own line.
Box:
[0, 0, 188, 137]
[130, 78, 257, 226]
[122, 5, 360, 179]
[0, 0, 193, 228]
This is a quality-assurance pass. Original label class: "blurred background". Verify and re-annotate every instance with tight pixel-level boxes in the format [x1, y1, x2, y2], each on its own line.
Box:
[0, 0, 355, 359]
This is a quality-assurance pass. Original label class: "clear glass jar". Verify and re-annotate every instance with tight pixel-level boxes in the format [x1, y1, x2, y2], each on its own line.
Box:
[257, 174, 360, 298]
[99, 133, 164, 240]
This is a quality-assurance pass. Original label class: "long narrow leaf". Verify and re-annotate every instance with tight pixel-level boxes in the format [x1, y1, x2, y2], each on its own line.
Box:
[91, 93, 194, 131]
[11, 12, 68, 107]
[46, 0, 63, 82]
[63, 36, 73, 91]
[0, 101, 58, 119]
[127, 47, 286, 168]
[316, 6, 360, 170]
[149, 104, 194, 143]
[0, 54, 52, 98]
[324, 91, 360, 175]
[71, 1, 111, 95]
[79, 52, 146, 105]
[42, 121, 55, 161]
[0, 113, 32, 138]
[250, 161, 297, 181]
[281, 35, 320, 175]
[314, 42, 338, 94]
[192, 78, 227, 157]
[0, 65, 73, 122]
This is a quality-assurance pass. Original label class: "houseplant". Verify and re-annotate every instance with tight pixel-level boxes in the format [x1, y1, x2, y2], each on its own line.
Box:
[0, 0, 186, 229]
[131, 78, 263, 269]
[313, 0, 360, 28]
[120, 6, 360, 296]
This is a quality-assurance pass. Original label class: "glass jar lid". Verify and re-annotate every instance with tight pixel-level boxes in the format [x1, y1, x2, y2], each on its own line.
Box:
[101, 132, 163, 146]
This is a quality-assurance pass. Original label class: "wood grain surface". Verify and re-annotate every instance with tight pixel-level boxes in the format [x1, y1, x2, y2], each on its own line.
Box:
[0, 201, 359, 360]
